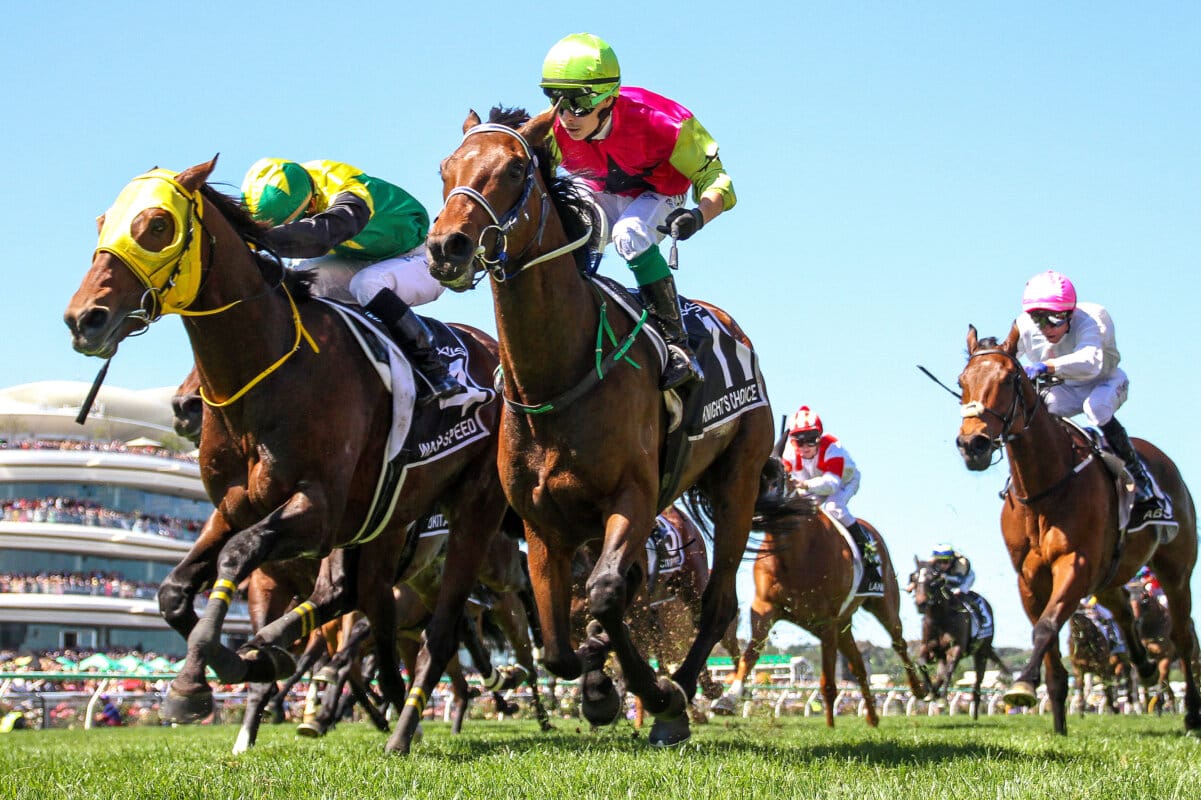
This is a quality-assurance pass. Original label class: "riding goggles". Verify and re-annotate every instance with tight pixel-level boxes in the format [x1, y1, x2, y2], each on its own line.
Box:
[790, 433, 820, 447]
[1029, 310, 1070, 330]
[543, 87, 609, 116]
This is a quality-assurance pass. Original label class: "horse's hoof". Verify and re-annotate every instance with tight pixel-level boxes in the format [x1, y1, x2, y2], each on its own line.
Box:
[237, 645, 296, 682]
[161, 688, 213, 724]
[655, 679, 689, 721]
[498, 664, 530, 691]
[648, 714, 691, 747]
[580, 670, 622, 727]
[711, 695, 737, 716]
[296, 721, 324, 738]
[1003, 681, 1038, 707]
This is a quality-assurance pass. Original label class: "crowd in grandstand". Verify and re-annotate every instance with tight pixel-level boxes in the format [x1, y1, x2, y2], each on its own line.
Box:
[1, 497, 202, 541]
[0, 437, 197, 463]
[0, 571, 160, 600]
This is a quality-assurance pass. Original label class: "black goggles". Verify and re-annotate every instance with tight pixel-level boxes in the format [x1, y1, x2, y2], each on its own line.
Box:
[790, 433, 820, 447]
[543, 87, 601, 116]
[1030, 310, 1070, 330]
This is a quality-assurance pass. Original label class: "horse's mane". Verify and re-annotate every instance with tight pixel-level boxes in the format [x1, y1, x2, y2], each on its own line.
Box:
[199, 183, 315, 301]
[487, 106, 602, 270]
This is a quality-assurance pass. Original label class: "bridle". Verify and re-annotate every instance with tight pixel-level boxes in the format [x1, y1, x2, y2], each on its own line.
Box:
[443, 123, 591, 283]
[959, 348, 1041, 457]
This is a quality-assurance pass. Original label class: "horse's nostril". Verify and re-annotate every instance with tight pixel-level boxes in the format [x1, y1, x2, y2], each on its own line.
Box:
[79, 307, 110, 336]
[442, 232, 474, 263]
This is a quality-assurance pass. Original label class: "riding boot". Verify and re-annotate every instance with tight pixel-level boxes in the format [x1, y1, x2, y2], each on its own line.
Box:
[848, 520, 884, 594]
[1100, 418, 1175, 533]
[364, 289, 465, 404]
[640, 276, 704, 390]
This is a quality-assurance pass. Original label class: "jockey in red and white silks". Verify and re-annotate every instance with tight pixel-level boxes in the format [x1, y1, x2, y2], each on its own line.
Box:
[780, 433, 860, 528]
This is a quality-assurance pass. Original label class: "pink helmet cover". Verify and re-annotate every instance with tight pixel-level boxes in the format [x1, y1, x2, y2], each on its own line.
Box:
[1021, 270, 1077, 313]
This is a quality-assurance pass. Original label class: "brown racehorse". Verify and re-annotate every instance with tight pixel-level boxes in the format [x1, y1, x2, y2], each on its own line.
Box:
[1130, 582, 1178, 713]
[424, 108, 774, 748]
[710, 465, 929, 727]
[907, 559, 1011, 719]
[1068, 605, 1134, 715]
[956, 325, 1200, 735]
[64, 159, 510, 751]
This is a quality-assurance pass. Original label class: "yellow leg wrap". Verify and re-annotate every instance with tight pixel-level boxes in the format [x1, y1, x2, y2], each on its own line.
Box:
[209, 578, 238, 606]
[404, 687, 428, 714]
[294, 601, 317, 638]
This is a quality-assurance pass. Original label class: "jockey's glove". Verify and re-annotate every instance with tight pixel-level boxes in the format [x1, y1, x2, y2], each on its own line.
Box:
[1024, 362, 1049, 380]
[657, 207, 705, 241]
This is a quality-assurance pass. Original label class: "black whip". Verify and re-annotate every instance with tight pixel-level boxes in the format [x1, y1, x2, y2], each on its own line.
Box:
[75, 359, 111, 425]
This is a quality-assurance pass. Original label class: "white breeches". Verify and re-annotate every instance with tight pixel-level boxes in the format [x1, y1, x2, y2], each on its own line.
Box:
[583, 184, 686, 262]
[818, 472, 861, 527]
[299, 247, 446, 307]
[1044, 369, 1129, 426]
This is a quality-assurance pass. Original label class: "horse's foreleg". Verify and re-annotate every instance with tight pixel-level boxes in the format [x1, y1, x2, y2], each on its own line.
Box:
[524, 531, 582, 680]
[388, 504, 499, 755]
[864, 595, 929, 700]
[671, 489, 754, 704]
[713, 601, 772, 715]
[837, 624, 877, 728]
[1160, 586, 1201, 732]
[496, 594, 553, 731]
[188, 491, 333, 686]
[1044, 644, 1070, 734]
[1008, 558, 1088, 712]
[819, 626, 839, 727]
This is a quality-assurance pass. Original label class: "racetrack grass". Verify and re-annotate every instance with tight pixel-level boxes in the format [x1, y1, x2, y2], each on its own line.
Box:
[1, 714, 1197, 800]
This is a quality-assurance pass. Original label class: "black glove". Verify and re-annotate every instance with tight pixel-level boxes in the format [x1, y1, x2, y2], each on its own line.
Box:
[657, 207, 705, 240]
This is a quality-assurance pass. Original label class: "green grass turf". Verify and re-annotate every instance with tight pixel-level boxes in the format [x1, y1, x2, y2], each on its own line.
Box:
[1, 714, 1197, 800]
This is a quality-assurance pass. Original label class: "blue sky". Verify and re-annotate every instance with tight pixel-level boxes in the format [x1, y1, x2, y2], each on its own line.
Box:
[4, 2, 1199, 649]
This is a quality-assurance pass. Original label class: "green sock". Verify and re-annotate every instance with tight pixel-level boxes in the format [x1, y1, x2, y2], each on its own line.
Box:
[627, 246, 671, 286]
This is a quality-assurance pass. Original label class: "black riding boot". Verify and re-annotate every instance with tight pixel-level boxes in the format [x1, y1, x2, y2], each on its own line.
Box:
[1100, 417, 1175, 532]
[640, 276, 704, 390]
[365, 289, 465, 404]
[848, 520, 884, 594]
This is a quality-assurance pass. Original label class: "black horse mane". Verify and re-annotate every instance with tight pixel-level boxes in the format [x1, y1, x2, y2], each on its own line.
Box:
[486, 105, 602, 271]
[199, 183, 315, 301]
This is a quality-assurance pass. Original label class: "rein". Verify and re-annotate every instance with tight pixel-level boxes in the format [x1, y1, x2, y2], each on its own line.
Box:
[446, 122, 647, 415]
[961, 348, 1096, 503]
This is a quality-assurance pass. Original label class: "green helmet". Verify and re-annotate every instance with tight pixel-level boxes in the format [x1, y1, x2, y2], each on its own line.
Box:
[241, 158, 313, 226]
[540, 33, 620, 108]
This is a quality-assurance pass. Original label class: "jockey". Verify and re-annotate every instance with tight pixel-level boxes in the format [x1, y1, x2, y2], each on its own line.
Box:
[780, 405, 883, 594]
[1081, 596, 1127, 654]
[539, 33, 736, 390]
[1016, 270, 1174, 533]
[1128, 565, 1167, 607]
[930, 543, 975, 593]
[241, 158, 464, 403]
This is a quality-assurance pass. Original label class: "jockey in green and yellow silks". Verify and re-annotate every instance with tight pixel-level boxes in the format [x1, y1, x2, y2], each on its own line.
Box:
[241, 159, 464, 403]
[538, 33, 736, 390]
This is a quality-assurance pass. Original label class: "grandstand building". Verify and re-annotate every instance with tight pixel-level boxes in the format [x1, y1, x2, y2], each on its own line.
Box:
[0, 381, 248, 655]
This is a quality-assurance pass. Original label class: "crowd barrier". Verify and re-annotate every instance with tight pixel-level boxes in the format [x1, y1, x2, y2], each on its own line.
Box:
[2, 672, 1184, 730]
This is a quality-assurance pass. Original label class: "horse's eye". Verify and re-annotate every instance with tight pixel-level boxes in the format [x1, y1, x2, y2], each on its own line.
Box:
[507, 160, 525, 182]
[150, 217, 168, 234]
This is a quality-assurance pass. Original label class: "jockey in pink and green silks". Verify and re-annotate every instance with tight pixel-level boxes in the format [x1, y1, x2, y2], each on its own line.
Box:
[539, 32, 736, 391]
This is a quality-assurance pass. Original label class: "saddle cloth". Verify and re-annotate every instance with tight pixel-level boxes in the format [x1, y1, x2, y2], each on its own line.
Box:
[646, 513, 687, 579]
[961, 592, 994, 647]
[823, 509, 883, 616]
[1064, 418, 1175, 542]
[591, 275, 770, 438]
[319, 300, 496, 547]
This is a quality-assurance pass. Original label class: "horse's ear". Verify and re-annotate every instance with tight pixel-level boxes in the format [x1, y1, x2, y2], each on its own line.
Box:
[177, 154, 219, 193]
[463, 110, 481, 133]
[1002, 321, 1020, 355]
[966, 324, 979, 353]
[95, 213, 106, 234]
[519, 108, 556, 146]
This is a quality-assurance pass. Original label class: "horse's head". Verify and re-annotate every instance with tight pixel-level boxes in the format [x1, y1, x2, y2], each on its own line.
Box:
[750, 457, 818, 527]
[956, 323, 1034, 471]
[427, 107, 582, 290]
[909, 561, 947, 613]
[171, 365, 203, 444]
[65, 158, 218, 358]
